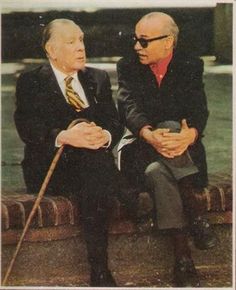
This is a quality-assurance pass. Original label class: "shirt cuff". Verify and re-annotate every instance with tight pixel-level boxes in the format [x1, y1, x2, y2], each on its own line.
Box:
[55, 132, 63, 148]
[190, 128, 199, 145]
[102, 130, 112, 148]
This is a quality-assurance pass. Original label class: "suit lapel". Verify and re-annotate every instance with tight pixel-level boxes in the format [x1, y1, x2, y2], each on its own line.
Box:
[159, 51, 181, 91]
[78, 67, 97, 108]
[39, 63, 80, 115]
[138, 63, 159, 94]
[39, 63, 62, 97]
[39, 64, 99, 115]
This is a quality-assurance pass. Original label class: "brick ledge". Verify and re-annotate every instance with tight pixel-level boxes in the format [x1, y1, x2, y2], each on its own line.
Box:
[1, 173, 232, 245]
[2, 211, 232, 245]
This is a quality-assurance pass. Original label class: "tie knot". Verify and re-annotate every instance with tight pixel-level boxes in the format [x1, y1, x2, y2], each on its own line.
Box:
[65, 76, 73, 86]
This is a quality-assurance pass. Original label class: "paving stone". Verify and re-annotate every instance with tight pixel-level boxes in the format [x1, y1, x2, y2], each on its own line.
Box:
[2, 224, 232, 287]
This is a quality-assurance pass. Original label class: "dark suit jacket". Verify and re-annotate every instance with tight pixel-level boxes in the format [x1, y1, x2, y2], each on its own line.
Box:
[14, 63, 123, 191]
[117, 50, 209, 188]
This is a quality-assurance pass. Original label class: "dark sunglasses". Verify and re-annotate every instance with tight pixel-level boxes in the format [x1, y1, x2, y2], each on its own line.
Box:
[132, 35, 169, 48]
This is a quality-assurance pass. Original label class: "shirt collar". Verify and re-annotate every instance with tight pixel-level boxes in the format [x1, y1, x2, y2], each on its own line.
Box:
[50, 62, 79, 85]
[150, 51, 173, 72]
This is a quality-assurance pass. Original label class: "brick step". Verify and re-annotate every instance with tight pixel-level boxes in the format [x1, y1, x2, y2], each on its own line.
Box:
[1, 173, 232, 245]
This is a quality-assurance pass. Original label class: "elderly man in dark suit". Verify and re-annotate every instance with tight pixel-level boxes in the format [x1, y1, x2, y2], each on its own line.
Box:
[14, 18, 137, 287]
[117, 12, 217, 287]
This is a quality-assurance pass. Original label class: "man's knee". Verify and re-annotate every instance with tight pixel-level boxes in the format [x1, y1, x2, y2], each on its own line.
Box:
[156, 120, 180, 133]
[144, 161, 169, 181]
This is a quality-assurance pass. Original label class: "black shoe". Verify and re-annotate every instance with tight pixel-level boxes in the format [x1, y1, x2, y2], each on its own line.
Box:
[173, 256, 200, 287]
[90, 269, 117, 287]
[191, 217, 218, 250]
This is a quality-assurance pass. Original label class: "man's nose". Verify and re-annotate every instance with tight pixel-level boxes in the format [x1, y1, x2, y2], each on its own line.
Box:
[134, 40, 142, 51]
[76, 40, 85, 50]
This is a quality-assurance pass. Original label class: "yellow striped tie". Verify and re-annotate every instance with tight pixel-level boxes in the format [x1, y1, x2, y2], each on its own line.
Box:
[64, 76, 86, 112]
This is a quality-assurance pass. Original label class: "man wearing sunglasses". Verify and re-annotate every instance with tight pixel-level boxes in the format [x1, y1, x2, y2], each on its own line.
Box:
[117, 12, 217, 287]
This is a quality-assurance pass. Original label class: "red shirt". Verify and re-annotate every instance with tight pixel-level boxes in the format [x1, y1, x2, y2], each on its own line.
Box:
[150, 52, 173, 86]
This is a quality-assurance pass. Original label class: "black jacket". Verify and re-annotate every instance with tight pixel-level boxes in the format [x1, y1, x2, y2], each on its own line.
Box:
[117, 51, 209, 188]
[14, 63, 123, 191]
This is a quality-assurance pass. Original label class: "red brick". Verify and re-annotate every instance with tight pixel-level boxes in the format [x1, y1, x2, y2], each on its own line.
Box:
[2, 200, 26, 229]
[1, 174, 233, 236]
[44, 196, 75, 226]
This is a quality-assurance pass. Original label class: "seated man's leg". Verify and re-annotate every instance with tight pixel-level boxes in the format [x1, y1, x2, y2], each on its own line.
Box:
[144, 160, 200, 287]
[178, 176, 218, 250]
[46, 147, 118, 286]
[145, 161, 187, 229]
[155, 121, 217, 250]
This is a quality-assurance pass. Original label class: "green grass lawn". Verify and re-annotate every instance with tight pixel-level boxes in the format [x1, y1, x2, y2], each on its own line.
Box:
[203, 73, 232, 175]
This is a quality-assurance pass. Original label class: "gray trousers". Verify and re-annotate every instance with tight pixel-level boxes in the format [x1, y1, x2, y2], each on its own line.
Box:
[144, 121, 198, 230]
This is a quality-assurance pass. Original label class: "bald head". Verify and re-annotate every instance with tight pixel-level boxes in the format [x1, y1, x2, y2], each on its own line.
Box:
[134, 12, 179, 64]
[137, 12, 179, 47]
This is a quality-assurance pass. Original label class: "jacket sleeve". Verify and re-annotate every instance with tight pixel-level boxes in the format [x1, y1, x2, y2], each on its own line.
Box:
[14, 72, 61, 149]
[182, 57, 209, 137]
[92, 70, 124, 148]
[117, 58, 152, 136]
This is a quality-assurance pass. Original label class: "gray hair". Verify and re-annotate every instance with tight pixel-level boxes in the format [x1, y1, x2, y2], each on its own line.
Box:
[41, 19, 77, 52]
[140, 12, 179, 47]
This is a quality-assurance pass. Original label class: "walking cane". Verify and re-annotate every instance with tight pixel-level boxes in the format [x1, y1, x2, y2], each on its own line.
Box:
[2, 118, 82, 286]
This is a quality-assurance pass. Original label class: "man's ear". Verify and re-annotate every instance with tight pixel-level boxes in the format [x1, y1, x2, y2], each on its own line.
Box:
[165, 35, 174, 50]
[45, 42, 56, 60]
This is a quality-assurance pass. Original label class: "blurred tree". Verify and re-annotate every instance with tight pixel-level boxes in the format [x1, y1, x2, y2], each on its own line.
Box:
[2, 8, 215, 60]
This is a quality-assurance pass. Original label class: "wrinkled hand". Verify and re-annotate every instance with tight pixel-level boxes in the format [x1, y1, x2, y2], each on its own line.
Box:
[140, 119, 197, 158]
[140, 127, 174, 158]
[57, 121, 109, 150]
[158, 119, 197, 156]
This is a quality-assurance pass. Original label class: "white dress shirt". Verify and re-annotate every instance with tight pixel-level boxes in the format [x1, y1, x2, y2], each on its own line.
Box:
[50, 63, 89, 108]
